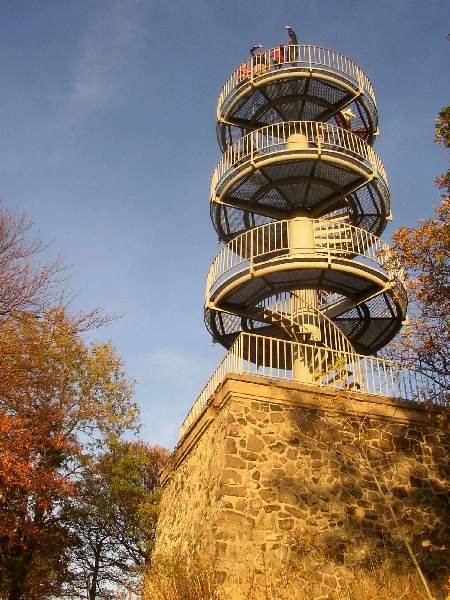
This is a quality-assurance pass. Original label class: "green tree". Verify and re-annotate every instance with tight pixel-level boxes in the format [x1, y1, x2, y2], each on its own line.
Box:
[65, 442, 169, 599]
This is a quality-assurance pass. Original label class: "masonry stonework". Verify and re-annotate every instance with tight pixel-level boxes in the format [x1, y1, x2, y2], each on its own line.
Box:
[155, 375, 449, 596]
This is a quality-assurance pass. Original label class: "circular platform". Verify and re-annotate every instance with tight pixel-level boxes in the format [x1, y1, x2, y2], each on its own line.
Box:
[205, 280, 406, 358]
[217, 45, 378, 150]
[204, 220, 406, 355]
[211, 122, 390, 241]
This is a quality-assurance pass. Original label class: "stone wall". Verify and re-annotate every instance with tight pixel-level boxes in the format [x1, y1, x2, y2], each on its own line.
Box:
[155, 374, 449, 596]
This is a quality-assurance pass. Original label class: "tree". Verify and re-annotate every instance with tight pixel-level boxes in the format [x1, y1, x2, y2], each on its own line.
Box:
[387, 106, 449, 394]
[65, 442, 169, 599]
[0, 207, 110, 331]
[434, 105, 450, 149]
[0, 408, 77, 599]
[0, 308, 139, 599]
[0, 209, 61, 318]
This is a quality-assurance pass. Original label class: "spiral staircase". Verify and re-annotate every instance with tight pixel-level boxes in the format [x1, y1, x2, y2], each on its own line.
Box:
[180, 42, 416, 438]
[205, 43, 406, 389]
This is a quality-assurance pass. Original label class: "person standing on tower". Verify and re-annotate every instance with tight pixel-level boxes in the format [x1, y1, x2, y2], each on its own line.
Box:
[285, 25, 299, 64]
[285, 25, 298, 45]
[250, 43, 267, 75]
[250, 43, 264, 57]
[342, 107, 356, 130]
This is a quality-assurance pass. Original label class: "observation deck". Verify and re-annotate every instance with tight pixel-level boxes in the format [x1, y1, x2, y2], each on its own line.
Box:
[217, 45, 378, 151]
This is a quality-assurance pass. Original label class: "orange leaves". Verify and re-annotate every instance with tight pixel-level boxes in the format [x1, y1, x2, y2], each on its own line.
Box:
[0, 410, 75, 557]
[0, 413, 34, 493]
[0, 410, 76, 497]
[384, 108, 449, 389]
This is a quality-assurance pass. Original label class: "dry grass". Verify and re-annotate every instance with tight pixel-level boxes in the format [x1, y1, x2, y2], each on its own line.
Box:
[143, 555, 447, 600]
[142, 555, 220, 600]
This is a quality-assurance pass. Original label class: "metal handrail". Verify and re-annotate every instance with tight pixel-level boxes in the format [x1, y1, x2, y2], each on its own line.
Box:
[255, 292, 364, 388]
[211, 121, 387, 200]
[205, 219, 400, 302]
[217, 44, 376, 120]
[178, 339, 243, 438]
[290, 291, 356, 355]
[179, 332, 446, 438]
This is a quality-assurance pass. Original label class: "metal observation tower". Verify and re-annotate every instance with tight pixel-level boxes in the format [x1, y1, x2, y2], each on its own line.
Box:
[181, 42, 413, 436]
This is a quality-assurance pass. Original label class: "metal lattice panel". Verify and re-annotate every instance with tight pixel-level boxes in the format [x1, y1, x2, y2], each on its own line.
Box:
[263, 78, 308, 100]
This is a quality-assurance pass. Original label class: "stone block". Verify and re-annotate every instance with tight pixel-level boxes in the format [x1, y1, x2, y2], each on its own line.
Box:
[220, 485, 247, 497]
[278, 489, 299, 504]
[264, 504, 281, 513]
[239, 450, 259, 461]
[225, 455, 246, 468]
[223, 469, 242, 484]
[247, 434, 264, 452]
[278, 518, 294, 530]
[225, 438, 237, 454]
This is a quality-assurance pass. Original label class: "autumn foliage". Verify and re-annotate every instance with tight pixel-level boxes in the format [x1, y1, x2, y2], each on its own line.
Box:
[67, 442, 169, 598]
[387, 106, 450, 393]
[0, 210, 167, 599]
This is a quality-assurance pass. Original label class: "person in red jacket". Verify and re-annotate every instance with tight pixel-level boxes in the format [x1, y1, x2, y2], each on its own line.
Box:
[270, 44, 285, 68]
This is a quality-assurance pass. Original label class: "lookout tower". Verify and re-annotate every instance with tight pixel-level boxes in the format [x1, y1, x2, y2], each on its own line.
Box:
[204, 42, 406, 397]
[155, 38, 448, 597]
[177, 40, 419, 439]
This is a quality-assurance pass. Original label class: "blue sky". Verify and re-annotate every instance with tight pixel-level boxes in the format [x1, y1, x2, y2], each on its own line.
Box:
[1, 1, 448, 448]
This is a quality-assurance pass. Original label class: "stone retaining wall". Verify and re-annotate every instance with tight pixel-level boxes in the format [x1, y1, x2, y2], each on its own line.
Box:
[155, 375, 449, 597]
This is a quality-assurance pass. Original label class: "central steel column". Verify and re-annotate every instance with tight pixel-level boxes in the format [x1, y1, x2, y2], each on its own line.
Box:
[288, 217, 321, 382]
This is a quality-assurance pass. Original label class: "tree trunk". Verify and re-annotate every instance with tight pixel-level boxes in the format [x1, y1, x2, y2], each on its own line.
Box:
[88, 543, 102, 600]
[8, 546, 33, 600]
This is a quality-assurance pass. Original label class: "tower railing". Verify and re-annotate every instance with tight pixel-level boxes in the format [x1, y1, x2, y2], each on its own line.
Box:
[205, 219, 401, 301]
[217, 45, 376, 119]
[179, 332, 446, 437]
[180, 333, 448, 437]
[211, 121, 387, 198]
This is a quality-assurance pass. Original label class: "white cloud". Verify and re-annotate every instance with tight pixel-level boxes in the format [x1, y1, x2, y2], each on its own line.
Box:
[67, 0, 144, 120]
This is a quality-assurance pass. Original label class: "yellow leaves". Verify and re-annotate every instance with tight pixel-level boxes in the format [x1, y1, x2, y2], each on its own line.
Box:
[0, 309, 138, 446]
[434, 105, 450, 148]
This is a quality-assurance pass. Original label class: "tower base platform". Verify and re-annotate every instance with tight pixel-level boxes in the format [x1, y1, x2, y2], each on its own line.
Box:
[154, 375, 448, 599]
